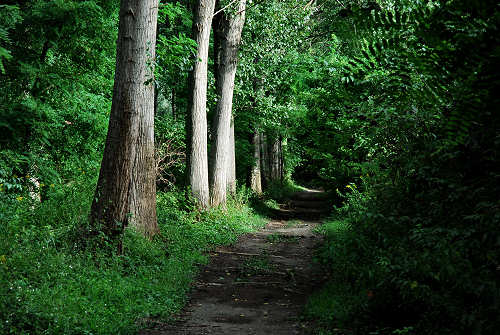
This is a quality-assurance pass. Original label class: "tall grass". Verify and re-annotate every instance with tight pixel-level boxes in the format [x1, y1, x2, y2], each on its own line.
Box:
[0, 175, 265, 334]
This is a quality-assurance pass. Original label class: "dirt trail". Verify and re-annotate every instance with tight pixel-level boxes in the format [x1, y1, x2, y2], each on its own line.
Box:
[141, 190, 329, 335]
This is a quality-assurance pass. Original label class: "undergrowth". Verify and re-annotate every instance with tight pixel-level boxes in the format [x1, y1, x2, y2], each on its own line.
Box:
[0, 174, 265, 334]
[306, 169, 500, 335]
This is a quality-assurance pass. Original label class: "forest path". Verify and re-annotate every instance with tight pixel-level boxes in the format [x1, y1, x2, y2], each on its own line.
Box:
[141, 189, 328, 335]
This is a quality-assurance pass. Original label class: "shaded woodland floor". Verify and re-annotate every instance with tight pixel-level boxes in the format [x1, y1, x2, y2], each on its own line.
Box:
[141, 190, 329, 335]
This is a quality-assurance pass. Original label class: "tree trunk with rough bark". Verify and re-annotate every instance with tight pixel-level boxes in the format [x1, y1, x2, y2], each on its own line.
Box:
[250, 128, 262, 194]
[270, 136, 281, 182]
[171, 87, 176, 120]
[260, 132, 270, 188]
[227, 115, 237, 194]
[281, 136, 287, 180]
[186, 0, 216, 208]
[209, 0, 246, 206]
[90, 0, 159, 245]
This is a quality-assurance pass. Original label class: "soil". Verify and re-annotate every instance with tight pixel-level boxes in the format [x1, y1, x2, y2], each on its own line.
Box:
[140, 190, 329, 335]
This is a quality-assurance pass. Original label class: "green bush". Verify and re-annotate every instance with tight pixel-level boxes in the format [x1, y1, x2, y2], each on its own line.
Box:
[309, 157, 500, 334]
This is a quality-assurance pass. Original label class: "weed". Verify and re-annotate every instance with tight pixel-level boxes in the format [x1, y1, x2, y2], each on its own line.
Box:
[286, 219, 302, 228]
[266, 233, 300, 244]
[240, 255, 274, 276]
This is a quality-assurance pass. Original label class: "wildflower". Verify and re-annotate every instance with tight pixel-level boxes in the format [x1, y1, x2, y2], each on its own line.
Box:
[367, 290, 374, 298]
[16, 196, 23, 201]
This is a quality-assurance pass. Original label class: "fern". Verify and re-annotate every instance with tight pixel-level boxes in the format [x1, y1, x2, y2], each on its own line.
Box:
[0, 5, 21, 74]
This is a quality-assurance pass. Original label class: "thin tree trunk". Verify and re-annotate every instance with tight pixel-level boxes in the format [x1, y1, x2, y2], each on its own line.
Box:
[154, 82, 159, 117]
[270, 136, 281, 182]
[209, 0, 246, 206]
[260, 132, 270, 188]
[281, 136, 287, 180]
[90, 0, 159, 245]
[186, 0, 216, 209]
[227, 115, 237, 194]
[250, 128, 262, 194]
[171, 87, 176, 120]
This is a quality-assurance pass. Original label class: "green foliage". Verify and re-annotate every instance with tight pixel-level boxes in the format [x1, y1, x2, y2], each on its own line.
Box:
[266, 233, 299, 244]
[0, 5, 21, 73]
[301, 0, 500, 334]
[240, 255, 274, 277]
[0, 173, 266, 334]
[0, 0, 116, 196]
[232, 0, 313, 182]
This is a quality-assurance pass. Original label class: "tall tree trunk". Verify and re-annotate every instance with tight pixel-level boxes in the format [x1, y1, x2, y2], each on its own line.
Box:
[186, 0, 216, 208]
[227, 115, 237, 194]
[260, 132, 270, 188]
[281, 136, 287, 180]
[171, 87, 176, 120]
[270, 136, 281, 182]
[90, 0, 159, 245]
[250, 128, 262, 194]
[209, 0, 246, 206]
[154, 82, 159, 117]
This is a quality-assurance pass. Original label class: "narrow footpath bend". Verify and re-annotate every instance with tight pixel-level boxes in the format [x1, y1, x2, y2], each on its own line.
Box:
[142, 189, 330, 335]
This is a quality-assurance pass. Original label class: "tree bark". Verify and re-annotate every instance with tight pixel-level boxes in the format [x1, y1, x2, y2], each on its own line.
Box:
[154, 82, 159, 117]
[260, 132, 270, 188]
[209, 0, 246, 206]
[186, 0, 216, 209]
[171, 87, 176, 120]
[90, 0, 159, 244]
[281, 136, 287, 180]
[250, 128, 262, 194]
[227, 115, 237, 194]
[270, 136, 281, 182]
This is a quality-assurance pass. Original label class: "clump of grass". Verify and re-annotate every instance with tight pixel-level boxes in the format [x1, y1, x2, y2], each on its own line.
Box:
[239, 255, 274, 277]
[286, 219, 302, 228]
[266, 233, 299, 243]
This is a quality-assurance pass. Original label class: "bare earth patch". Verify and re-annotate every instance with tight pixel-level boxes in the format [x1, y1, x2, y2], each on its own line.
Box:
[141, 191, 328, 335]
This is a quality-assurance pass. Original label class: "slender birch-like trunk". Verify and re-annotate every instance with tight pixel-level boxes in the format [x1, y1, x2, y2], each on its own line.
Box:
[227, 115, 237, 194]
[260, 132, 270, 188]
[209, 0, 246, 206]
[186, 0, 216, 208]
